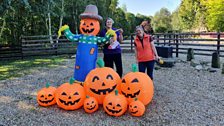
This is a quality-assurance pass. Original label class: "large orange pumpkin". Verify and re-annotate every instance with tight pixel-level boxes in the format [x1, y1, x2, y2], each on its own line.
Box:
[83, 95, 98, 114]
[103, 90, 127, 117]
[129, 98, 145, 117]
[55, 78, 85, 110]
[84, 58, 120, 104]
[120, 64, 154, 105]
[37, 83, 56, 107]
[79, 18, 100, 36]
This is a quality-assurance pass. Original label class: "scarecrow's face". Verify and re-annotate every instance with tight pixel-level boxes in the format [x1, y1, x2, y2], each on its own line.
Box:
[80, 19, 100, 36]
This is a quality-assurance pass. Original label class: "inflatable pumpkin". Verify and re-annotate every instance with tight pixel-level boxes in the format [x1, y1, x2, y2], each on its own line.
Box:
[58, 5, 116, 82]
[103, 90, 127, 117]
[120, 64, 154, 105]
[55, 78, 85, 110]
[129, 98, 145, 117]
[84, 58, 120, 104]
[37, 82, 56, 107]
[83, 95, 98, 113]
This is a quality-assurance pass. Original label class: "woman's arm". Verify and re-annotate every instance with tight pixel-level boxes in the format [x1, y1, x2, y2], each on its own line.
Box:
[150, 40, 159, 60]
[118, 29, 123, 43]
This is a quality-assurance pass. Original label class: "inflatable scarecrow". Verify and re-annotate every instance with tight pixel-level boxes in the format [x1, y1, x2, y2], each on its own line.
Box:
[58, 5, 115, 82]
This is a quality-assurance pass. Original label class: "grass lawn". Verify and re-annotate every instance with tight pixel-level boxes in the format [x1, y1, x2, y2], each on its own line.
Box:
[0, 56, 67, 81]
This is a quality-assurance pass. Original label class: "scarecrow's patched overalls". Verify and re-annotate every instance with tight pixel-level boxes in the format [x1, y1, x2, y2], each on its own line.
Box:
[61, 27, 111, 82]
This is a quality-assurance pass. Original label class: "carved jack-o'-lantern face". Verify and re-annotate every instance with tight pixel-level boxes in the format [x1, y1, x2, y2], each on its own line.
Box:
[37, 83, 56, 107]
[120, 71, 154, 105]
[56, 79, 85, 110]
[103, 90, 127, 117]
[129, 98, 145, 117]
[83, 96, 98, 113]
[84, 66, 120, 104]
[79, 18, 100, 36]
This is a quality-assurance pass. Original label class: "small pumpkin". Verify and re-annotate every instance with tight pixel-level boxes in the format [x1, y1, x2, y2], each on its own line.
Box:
[37, 82, 57, 107]
[103, 90, 127, 117]
[55, 78, 85, 110]
[120, 64, 154, 105]
[129, 98, 145, 117]
[84, 58, 120, 104]
[83, 95, 98, 113]
[79, 18, 100, 36]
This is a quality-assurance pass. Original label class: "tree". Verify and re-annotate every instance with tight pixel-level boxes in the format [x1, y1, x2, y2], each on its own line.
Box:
[152, 8, 172, 33]
[202, 0, 224, 31]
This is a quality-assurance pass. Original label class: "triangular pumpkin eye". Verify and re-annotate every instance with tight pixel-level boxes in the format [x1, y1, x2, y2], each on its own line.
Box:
[83, 22, 86, 25]
[117, 104, 121, 107]
[92, 76, 99, 82]
[74, 92, 79, 95]
[48, 94, 53, 97]
[106, 74, 113, 80]
[90, 23, 93, 26]
[108, 102, 112, 105]
[122, 79, 126, 83]
[41, 95, 44, 98]
[134, 106, 137, 108]
[131, 78, 139, 83]
[62, 92, 67, 96]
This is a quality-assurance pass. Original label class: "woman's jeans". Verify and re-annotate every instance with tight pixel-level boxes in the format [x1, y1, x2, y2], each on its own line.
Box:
[138, 60, 155, 80]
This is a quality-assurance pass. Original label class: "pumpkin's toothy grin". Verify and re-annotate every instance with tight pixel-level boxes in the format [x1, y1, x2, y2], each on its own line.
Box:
[59, 98, 80, 105]
[82, 28, 94, 33]
[90, 84, 116, 95]
[39, 98, 54, 104]
[106, 106, 122, 114]
[87, 105, 96, 110]
[121, 90, 140, 98]
[130, 110, 138, 114]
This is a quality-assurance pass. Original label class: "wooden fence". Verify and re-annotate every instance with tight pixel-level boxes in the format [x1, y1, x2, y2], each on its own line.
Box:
[131, 32, 224, 57]
[0, 32, 224, 60]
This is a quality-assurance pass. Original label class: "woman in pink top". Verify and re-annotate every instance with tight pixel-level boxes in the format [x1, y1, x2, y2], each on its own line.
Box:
[134, 26, 159, 80]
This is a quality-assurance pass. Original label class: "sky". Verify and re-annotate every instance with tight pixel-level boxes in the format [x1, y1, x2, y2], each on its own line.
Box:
[118, 0, 182, 16]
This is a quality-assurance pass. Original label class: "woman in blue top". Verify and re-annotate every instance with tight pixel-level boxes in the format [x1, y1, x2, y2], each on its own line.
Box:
[99, 18, 123, 77]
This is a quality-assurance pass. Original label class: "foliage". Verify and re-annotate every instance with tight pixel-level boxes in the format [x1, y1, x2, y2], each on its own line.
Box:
[201, 0, 224, 31]
[152, 8, 172, 33]
[1, 0, 224, 46]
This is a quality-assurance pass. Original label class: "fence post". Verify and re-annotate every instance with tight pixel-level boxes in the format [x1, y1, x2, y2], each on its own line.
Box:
[168, 34, 171, 46]
[157, 35, 160, 45]
[217, 32, 220, 55]
[164, 34, 166, 46]
[175, 34, 179, 57]
[131, 34, 133, 52]
[20, 35, 24, 59]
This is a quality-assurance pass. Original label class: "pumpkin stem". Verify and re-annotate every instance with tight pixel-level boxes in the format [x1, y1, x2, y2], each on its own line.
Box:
[45, 82, 50, 88]
[97, 58, 105, 68]
[132, 64, 138, 72]
[69, 78, 75, 85]
[115, 90, 118, 96]
[134, 97, 138, 101]
[86, 95, 90, 98]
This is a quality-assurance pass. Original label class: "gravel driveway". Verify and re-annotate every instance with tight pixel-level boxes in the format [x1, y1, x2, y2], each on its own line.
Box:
[0, 53, 224, 126]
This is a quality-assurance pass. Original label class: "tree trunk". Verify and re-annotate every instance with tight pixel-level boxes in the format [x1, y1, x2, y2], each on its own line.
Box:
[0, 17, 6, 38]
[56, 0, 64, 43]
[48, 12, 53, 44]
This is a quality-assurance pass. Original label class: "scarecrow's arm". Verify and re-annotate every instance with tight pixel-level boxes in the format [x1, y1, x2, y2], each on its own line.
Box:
[96, 29, 116, 45]
[58, 25, 80, 42]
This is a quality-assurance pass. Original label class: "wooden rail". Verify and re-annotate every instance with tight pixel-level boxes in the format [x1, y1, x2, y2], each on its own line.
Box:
[0, 32, 224, 60]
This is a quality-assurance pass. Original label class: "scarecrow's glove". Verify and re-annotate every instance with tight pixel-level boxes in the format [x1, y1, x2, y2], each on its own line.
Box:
[58, 25, 69, 37]
[106, 29, 116, 38]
